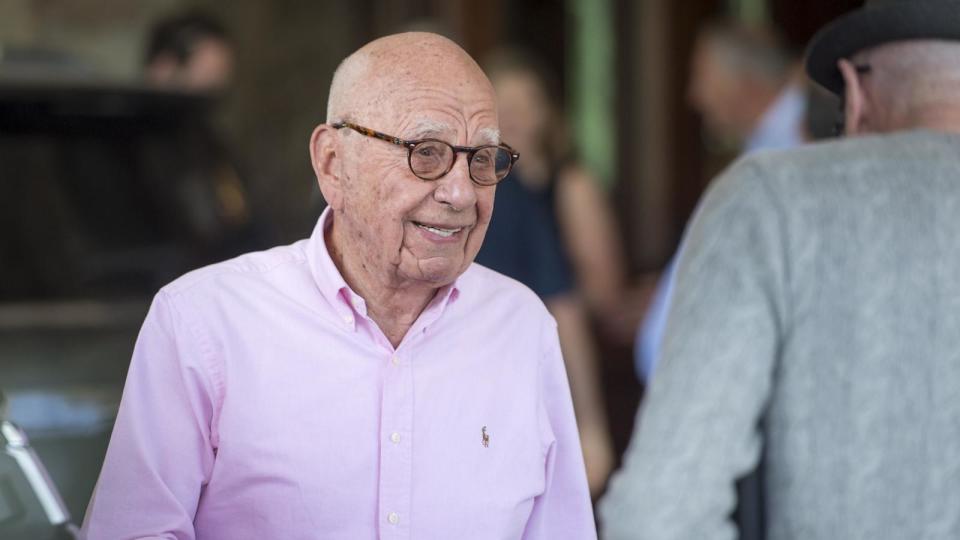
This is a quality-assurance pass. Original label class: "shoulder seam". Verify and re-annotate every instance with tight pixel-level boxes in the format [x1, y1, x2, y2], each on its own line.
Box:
[164, 250, 308, 299]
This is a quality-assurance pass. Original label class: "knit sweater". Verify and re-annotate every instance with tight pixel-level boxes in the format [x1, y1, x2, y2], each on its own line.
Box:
[600, 130, 960, 540]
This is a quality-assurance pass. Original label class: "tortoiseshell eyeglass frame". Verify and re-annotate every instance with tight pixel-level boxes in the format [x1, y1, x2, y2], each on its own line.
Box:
[331, 121, 519, 186]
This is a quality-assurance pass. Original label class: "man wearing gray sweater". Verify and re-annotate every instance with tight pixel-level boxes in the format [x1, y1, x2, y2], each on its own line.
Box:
[600, 1, 960, 539]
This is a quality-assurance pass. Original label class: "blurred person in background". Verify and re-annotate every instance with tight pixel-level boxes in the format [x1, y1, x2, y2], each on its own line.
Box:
[477, 49, 622, 497]
[688, 21, 807, 153]
[141, 11, 274, 264]
[601, 0, 960, 538]
[144, 11, 234, 93]
[482, 49, 628, 317]
[83, 32, 596, 539]
[636, 21, 807, 381]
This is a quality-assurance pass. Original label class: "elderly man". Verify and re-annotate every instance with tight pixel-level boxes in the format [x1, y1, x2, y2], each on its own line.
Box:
[82, 33, 595, 539]
[601, 1, 960, 539]
[687, 21, 805, 153]
[637, 20, 806, 381]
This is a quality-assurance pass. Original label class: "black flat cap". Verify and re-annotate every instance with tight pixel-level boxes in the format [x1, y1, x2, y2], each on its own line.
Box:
[806, 0, 960, 95]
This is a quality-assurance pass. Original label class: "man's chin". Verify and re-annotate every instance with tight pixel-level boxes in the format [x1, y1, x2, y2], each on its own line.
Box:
[400, 257, 468, 287]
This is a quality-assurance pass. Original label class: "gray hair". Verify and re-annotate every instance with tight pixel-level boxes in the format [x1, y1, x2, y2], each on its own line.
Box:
[700, 21, 794, 83]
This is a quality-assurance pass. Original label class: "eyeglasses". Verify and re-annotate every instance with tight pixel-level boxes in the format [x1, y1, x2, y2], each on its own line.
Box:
[331, 121, 519, 186]
[833, 63, 872, 136]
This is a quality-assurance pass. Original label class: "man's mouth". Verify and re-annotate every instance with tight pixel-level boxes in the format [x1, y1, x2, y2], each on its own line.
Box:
[413, 221, 464, 238]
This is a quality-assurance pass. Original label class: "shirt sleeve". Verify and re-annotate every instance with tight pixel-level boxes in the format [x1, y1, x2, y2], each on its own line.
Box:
[523, 318, 598, 540]
[635, 258, 678, 381]
[82, 290, 220, 539]
[599, 158, 787, 540]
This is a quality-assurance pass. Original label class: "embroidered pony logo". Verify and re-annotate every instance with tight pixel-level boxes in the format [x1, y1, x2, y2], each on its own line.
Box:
[481, 426, 490, 448]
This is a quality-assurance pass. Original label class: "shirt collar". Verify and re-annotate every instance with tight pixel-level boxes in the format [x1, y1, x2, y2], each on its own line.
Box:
[306, 207, 462, 330]
[745, 83, 807, 153]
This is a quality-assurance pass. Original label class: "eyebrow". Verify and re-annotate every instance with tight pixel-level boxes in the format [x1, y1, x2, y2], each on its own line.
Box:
[476, 127, 501, 146]
[405, 120, 501, 147]
[406, 119, 453, 140]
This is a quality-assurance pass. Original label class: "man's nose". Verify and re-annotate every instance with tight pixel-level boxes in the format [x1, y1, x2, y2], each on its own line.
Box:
[433, 154, 478, 211]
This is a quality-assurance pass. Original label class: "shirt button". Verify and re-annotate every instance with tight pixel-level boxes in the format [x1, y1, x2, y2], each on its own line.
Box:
[391, 355, 399, 365]
[387, 512, 400, 525]
[343, 314, 354, 325]
[390, 432, 401, 444]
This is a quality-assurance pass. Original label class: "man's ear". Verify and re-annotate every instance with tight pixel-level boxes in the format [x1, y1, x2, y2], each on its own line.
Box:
[837, 59, 867, 136]
[310, 124, 344, 210]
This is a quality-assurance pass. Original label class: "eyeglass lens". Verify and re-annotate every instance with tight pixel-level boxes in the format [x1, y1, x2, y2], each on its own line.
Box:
[409, 141, 513, 184]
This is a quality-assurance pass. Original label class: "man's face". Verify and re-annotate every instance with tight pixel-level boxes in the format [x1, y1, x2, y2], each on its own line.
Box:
[334, 76, 499, 289]
[183, 38, 234, 92]
[687, 40, 751, 142]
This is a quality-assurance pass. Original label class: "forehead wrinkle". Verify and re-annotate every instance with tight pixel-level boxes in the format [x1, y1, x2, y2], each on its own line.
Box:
[463, 105, 499, 145]
[368, 74, 497, 144]
[406, 118, 454, 139]
[397, 85, 494, 112]
[393, 103, 496, 145]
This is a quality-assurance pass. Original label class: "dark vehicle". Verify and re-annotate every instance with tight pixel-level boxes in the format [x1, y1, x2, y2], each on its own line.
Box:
[0, 73, 258, 536]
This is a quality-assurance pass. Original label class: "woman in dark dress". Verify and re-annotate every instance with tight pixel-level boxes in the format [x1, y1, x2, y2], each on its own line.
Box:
[476, 50, 627, 497]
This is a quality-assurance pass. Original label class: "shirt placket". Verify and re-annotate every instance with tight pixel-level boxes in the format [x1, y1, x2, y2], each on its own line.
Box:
[378, 347, 414, 539]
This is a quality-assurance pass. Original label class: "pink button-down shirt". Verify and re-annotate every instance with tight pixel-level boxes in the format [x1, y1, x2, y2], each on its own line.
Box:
[82, 208, 595, 539]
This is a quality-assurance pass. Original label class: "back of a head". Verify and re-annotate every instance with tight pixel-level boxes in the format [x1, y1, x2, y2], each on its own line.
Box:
[805, 0, 960, 133]
[862, 40, 960, 119]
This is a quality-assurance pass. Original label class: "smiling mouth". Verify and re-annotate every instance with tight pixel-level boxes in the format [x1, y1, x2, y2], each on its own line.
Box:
[413, 221, 465, 238]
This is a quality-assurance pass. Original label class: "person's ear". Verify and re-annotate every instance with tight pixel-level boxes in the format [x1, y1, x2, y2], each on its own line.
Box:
[837, 59, 867, 136]
[309, 124, 344, 210]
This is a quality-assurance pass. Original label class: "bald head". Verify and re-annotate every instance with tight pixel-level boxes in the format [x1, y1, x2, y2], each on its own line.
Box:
[841, 40, 960, 134]
[326, 32, 494, 125]
[857, 41, 960, 107]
